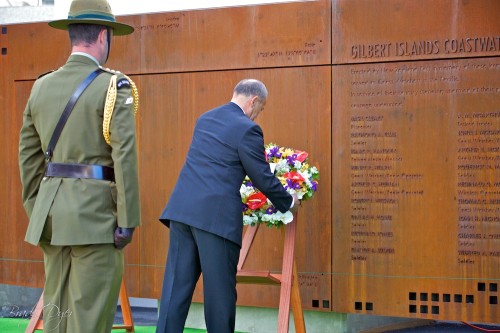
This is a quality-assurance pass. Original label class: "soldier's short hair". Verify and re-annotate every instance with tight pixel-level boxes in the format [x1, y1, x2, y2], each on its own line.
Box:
[68, 23, 108, 46]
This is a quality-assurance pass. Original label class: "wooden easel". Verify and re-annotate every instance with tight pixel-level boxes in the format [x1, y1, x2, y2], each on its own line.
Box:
[25, 278, 135, 333]
[236, 214, 306, 333]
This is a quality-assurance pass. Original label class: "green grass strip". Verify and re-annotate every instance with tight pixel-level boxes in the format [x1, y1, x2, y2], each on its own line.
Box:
[0, 318, 245, 333]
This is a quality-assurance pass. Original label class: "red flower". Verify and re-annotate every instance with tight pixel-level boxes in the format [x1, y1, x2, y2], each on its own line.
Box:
[246, 192, 267, 210]
[295, 150, 308, 162]
[283, 171, 304, 184]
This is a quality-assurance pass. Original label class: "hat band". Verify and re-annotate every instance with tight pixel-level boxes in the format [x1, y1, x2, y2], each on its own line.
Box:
[68, 13, 116, 22]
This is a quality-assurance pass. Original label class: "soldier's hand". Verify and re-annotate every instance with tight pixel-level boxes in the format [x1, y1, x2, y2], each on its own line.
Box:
[114, 227, 135, 249]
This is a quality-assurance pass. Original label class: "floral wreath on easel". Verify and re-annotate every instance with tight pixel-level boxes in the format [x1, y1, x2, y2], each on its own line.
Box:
[240, 143, 319, 227]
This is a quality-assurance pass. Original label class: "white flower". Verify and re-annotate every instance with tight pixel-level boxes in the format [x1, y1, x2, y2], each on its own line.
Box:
[261, 211, 294, 225]
[240, 184, 254, 198]
[298, 170, 313, 191]
[275, 160, 290, 174]
[243, 215, 258, 226]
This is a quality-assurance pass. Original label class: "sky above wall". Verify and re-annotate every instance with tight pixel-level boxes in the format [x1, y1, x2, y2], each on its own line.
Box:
[0, 0, 312, 24]
[0, 0, 308, 16]
[92, 0, 305, 15]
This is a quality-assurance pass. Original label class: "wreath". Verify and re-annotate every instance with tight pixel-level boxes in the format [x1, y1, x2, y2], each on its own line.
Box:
[240, 143, 319, 227]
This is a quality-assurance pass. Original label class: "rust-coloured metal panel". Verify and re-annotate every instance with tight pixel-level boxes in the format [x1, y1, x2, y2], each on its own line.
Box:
[129, 1, 330, 73]
[330, 0, 500, 324]
[5, 19, 142, 81]
[0, 80, 45, 287]
[5, 22, 69, 81]
[7, 0, 330, 80]
[137, 66, 331, 309]
[1, 2, 332, 311]
[0, 261, 44, 288]
[332, 0, 500, 64]
[332, 57, 500, 322]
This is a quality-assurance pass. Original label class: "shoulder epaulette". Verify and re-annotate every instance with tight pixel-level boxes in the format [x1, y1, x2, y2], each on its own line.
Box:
[101, 68, 140, 145]
[37, 70, 55, 79]
[99, 66, 130, 89]
[99, 66, 122, 75]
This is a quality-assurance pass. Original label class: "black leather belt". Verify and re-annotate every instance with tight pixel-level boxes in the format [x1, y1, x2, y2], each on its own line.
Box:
[45, 162, 115, 182]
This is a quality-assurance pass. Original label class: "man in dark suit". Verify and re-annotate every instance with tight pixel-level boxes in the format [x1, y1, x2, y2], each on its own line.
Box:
[157, 79, 298, 333]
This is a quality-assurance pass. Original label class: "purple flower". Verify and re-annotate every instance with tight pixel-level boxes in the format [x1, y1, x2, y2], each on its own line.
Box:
[286, 154, 297, 165]
[285, 178, 301, 191]
[242, 203, 248, 212]
[267, 146, 282, 159]
[311, 181, 317, 191]
[266, 206, 277, 214]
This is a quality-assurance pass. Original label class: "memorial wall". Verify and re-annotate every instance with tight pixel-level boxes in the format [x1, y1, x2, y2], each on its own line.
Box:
[0, 0, 499, 324]
[331, 0, 500, 323]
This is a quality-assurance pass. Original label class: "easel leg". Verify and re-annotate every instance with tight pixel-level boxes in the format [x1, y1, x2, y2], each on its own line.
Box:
[238, 224, 260, 270]
[277, 219, 297, 333]
[291, 261, 306, 333]
[117, 278, 135, 332]
[25, 293, 44, 333]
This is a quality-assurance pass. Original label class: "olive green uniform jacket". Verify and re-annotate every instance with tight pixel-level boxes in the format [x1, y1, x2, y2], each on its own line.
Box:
[19, 54, 140, 246]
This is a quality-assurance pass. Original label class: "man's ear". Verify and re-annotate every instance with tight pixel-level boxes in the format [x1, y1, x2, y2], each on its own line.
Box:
[98, 28, 107, 44]
[250, 95, 259, 106]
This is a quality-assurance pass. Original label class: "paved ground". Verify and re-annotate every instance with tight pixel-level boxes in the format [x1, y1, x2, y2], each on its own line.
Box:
[115, 306, 158, 326]
[4, 304, 498, 332]
[390, 322, 500, 332]
[116, 307, 500, 332]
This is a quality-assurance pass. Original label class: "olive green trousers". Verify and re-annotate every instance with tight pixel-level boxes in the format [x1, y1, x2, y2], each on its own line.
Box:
[39, 220, 123, 333]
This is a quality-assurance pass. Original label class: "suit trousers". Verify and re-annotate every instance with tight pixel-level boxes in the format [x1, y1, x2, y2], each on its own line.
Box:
[39, 217, 124, 333]
[156, 220, 240, 333]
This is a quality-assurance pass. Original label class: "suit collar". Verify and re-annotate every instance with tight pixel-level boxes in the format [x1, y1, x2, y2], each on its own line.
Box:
[229, 101, 246, 115]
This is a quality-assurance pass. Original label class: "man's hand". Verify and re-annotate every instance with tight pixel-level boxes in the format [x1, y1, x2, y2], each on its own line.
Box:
[114, 227, 135, 249]
[290, 193, 300, 213]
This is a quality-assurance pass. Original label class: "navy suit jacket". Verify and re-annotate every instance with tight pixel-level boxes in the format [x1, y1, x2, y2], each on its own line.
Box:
[159, 102, 292, 246]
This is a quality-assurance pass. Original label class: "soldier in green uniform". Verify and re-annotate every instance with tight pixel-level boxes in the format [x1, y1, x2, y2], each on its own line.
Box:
[18, 0, 140, 331]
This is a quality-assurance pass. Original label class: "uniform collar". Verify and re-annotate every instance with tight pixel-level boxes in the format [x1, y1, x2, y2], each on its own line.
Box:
[71, 52, 100, 66]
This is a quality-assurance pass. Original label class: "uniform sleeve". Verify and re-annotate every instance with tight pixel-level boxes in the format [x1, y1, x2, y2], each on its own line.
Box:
[108, 75, 141, 228]
[18, 97, 46, 218]
[238, 124, 292, 213]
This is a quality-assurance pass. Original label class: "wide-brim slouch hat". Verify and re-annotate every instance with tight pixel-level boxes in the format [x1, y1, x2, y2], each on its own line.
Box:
[48, 0, 134, 36]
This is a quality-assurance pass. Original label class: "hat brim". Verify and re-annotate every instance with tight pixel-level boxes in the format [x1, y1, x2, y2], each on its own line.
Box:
[48, 19, 134, 36]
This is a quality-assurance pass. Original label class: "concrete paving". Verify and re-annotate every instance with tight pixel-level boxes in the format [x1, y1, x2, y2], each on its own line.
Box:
[115, 306, 158, 326]
[390, 322, 500, 332]
[115, 306, 500, 332]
